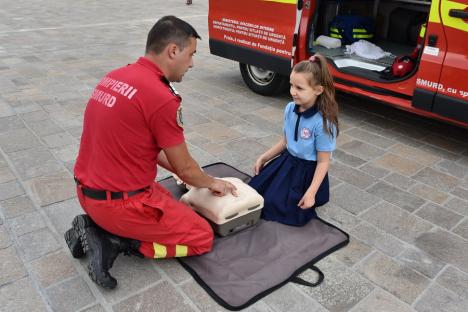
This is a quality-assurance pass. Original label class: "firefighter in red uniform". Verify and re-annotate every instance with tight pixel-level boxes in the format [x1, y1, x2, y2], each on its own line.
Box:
[64, 16, 237, 289]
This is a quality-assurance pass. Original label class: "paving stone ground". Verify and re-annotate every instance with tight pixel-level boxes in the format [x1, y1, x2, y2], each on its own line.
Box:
[1, 1, 468, 311]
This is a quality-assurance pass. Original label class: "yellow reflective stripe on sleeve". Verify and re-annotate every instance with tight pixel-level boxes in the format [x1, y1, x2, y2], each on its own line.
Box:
[441, 0, 468, 32]
[153, 243, 167, 258]
[353, 28, 368, 33]
[263, 0, 297, 3]
[175, 245, 188, 257]
[330, 27, 340, 33]
[354, 34, 374, 38]
[330, 33, 342, 38]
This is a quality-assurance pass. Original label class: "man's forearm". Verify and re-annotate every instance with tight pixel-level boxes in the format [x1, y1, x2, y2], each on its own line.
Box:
[157, 151, 175, 172]
[176, 159, 215, 188]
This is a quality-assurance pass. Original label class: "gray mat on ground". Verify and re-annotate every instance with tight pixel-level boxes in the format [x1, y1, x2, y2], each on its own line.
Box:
[159, 162, 349, 311]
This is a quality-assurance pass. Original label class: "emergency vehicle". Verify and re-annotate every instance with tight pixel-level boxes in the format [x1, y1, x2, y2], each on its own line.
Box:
[208, 0, 468, 127]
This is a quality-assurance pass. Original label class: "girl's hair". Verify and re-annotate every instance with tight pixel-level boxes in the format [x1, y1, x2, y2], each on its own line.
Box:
[292, 54, 339, 137]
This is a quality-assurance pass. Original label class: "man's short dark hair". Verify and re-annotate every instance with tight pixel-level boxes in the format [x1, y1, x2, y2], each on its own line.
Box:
[146, 16, 201, 54]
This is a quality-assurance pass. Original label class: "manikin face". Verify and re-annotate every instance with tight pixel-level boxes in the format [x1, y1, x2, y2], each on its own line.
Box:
[289, 71, 323, 110]
[168, 37, 197, 82]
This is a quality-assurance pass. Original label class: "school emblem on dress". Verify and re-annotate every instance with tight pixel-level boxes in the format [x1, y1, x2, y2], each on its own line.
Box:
[301, 127, 312, 139]
[176, 107, 184, 128]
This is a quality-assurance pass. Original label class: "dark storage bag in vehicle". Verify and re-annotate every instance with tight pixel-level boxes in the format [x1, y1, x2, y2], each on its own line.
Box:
[159, 162, 349, 311]
[329, 15, 374, 44]
[388, 8, 427, 45]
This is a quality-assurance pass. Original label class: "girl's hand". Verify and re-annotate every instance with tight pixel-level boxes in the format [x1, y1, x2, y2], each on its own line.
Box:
[298, 192, 315, 209]
[253, 157, 266, 175]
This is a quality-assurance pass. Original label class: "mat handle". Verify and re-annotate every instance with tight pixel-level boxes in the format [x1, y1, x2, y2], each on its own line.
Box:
[291, 265, 324, 287]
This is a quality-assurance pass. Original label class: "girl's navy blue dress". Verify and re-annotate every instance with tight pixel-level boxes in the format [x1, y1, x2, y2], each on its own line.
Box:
[249, 102, 336, 226]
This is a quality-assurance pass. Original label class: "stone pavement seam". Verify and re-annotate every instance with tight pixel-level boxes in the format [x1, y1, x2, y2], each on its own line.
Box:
[350, 222, 410, 257]
[354, 200, 385, 218]
[108, 279, 179, 311]
[346, 287, 415, 312]
[152, 264, 202, 312]
[349, 248, 378, 272]
[0, 147, 56, 311]
[450, 216, 468, 233]
[355, 250, 431, 305]
[1, 128, 105, 311]
[358, 177, 382, 193]
[287, 281, 329, 311]
[410, 261, 453, 309]
[409, 204, 468, 242]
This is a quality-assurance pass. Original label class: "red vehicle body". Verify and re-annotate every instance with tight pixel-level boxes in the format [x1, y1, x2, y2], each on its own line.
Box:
[208, 0, 468, 127]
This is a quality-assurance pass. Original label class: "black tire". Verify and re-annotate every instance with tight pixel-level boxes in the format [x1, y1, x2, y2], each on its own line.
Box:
[239, 63, 289, 96]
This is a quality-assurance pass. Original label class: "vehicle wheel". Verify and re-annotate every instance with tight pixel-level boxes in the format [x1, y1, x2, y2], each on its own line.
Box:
[239, 63, 288, 96]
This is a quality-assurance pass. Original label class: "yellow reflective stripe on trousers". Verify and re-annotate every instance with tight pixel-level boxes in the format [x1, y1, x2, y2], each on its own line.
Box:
[175, 245, 188, 257]
[153, 243, 167, 258]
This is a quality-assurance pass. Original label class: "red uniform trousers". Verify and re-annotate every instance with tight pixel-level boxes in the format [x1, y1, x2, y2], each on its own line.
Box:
[76, 182, 213, 258]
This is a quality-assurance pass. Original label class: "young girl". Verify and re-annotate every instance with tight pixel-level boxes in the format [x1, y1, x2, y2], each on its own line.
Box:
[249, 54, 339, 226]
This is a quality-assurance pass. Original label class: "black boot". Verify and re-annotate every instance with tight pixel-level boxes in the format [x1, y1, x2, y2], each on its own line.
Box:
[64, 214, 95, 258]
[105, 234, 143, 271]
[83, 226, 118, 289]
[83, 228, 143, 289]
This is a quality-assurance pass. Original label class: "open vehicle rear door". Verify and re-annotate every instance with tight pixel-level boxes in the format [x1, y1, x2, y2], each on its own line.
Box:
[208, 0, 301, 76]
[432, 0, 468, 123]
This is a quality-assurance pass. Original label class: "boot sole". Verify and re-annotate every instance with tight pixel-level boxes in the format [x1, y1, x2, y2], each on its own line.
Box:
[72, 214, 94, 254]
[64, 228, 85, 258]
[81, 224, 118, 289]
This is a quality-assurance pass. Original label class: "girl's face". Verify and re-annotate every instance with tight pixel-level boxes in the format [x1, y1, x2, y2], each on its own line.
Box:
[289, 71, 323, 109]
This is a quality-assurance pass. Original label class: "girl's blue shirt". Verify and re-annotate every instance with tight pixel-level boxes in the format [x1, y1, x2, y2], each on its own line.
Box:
[283, 101, 336, 161]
